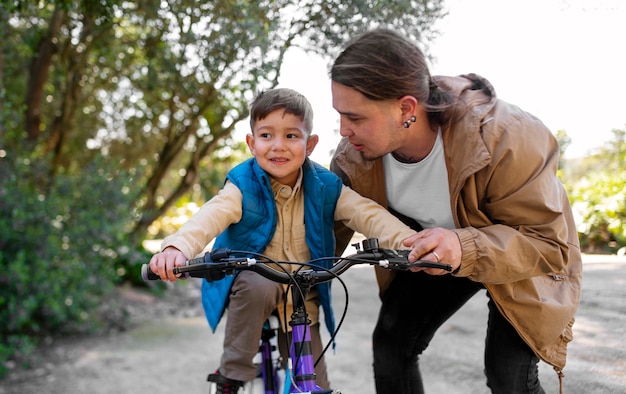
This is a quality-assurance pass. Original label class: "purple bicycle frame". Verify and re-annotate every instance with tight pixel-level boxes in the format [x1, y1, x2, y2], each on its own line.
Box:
[285, 310, 333, 394]
[259, 336, 279, 394]
[289, 323, 319, 392]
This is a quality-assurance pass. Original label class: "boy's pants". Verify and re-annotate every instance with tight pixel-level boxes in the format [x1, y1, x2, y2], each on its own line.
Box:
[220, 270, 329, 388]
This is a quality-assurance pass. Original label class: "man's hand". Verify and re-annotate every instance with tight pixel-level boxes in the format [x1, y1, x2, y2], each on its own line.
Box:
[403, 228, 462, 275]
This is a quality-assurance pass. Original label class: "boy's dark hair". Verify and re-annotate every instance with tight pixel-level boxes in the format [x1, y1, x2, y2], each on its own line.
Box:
[249, 88, 314, 134]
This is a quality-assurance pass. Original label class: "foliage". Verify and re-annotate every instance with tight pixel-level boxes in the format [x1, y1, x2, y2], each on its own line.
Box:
[566, 128, 626, 253]
[571, 173, 626, 253]
[2, 0, 447, 243]
[0, 154, 141, 376]
[146, 140, 251, 240]
[554, 129, 571, 182]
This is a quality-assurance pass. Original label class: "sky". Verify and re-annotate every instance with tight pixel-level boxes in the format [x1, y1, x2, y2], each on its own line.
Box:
[270, 0, 626, 165]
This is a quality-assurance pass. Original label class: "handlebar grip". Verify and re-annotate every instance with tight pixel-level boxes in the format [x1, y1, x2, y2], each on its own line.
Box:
[141, 264, 161, 281]
[141, 250, 229, 282]
[140, 263, 192, 281]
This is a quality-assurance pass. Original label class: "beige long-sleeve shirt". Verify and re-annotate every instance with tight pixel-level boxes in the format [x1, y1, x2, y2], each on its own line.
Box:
[162, 175, 416, 260]
[162, 169, 417, 326]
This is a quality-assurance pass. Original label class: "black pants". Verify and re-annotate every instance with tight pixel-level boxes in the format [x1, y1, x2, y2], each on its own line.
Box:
[372, 271, 544, 394]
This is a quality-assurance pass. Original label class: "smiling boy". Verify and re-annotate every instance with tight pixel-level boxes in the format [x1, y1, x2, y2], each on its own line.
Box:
[150, 88, 420, 393]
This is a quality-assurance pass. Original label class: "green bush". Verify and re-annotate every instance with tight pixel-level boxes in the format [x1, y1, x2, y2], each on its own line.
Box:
[570, 171, 626, 254]
[0, 155, 139, 378]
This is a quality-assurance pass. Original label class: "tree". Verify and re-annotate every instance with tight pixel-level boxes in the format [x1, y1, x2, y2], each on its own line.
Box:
[4, 0, 447, 243]
[0, 1, 448, 368]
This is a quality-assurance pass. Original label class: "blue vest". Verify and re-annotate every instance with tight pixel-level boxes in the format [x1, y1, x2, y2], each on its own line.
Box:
[201, 158, 342, 336]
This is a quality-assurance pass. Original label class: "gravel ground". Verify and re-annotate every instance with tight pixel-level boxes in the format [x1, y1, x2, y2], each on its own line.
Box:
[1, 254, 625, 394]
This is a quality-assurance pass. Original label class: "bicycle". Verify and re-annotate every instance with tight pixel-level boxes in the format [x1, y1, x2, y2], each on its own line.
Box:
[142, 238, 452, 393]
[239, 313, 286, 394]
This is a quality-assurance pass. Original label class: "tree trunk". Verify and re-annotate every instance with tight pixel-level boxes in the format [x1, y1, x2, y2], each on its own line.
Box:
[25, 7, 64, 141]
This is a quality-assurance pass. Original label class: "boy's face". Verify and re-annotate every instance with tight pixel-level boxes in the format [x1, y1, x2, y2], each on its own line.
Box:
[246, 109, 318, 187]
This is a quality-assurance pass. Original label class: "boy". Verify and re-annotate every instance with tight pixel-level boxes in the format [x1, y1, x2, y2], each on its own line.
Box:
[149, 88, 418, 393]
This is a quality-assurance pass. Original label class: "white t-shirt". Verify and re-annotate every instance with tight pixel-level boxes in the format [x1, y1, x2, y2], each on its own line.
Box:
[382, 130, 455, 230]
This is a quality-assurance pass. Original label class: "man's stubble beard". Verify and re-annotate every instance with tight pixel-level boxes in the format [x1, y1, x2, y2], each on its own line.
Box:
[359, 150, 384, 161]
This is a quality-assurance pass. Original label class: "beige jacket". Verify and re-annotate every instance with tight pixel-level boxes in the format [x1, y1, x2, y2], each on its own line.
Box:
[330, 74, 582, 371]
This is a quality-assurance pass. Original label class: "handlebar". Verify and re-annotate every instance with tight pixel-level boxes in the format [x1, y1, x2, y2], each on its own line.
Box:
[141, 238, 453, 284]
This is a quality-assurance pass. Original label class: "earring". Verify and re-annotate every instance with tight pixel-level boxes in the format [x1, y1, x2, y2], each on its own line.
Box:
[403, 115, 417, 128]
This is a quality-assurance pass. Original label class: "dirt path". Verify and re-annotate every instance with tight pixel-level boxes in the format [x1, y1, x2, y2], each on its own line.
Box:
[1, 256, 625, 394]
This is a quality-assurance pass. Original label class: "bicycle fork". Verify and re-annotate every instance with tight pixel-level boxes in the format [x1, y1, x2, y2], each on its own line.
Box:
[287, 309, 335, 393]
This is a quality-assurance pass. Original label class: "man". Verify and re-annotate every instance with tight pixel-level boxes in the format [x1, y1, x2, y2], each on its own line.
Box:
[329, 28, 582, 394]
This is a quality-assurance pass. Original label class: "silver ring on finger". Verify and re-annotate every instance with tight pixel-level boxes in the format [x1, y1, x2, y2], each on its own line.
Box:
[432, 251, 441, 263]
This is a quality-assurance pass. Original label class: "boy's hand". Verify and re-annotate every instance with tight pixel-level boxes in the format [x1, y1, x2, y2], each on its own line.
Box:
[149, 246, 188, 282]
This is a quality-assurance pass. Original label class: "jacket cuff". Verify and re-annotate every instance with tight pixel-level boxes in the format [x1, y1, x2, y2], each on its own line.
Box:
[451, 227, 478, 277]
